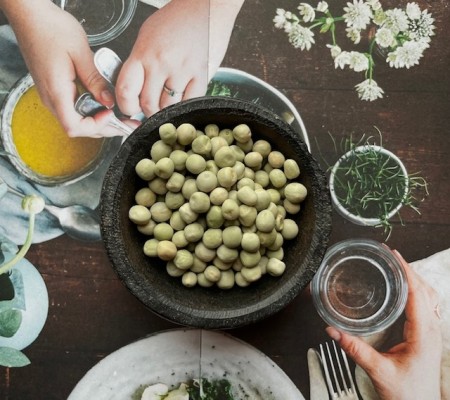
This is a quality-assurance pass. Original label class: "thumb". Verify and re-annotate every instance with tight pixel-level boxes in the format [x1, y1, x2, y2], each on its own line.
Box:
[75, 51, 115, 108]
[326, 327, 386, 376]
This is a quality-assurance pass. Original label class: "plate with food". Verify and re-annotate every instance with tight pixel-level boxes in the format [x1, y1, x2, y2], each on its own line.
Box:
[68, 328, 304, 400]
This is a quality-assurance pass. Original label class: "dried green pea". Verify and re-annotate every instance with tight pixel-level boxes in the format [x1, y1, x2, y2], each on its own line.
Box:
[240, 250, 261, 267]
[135, 188, 156, 207]
[148, 177, 168, 195]
[191, 135, 212, 156]
[150, 202, 172, 222]
[155, 157, 175, 179]
[153, 223, 174, 241]
[232, 257, 244, 272]
[267, 188, 281, 204]
[239, 205, 257, 227]
[150, 140, 172, 162]
[267, 202, 279, 216]
[241, 232, 260, 252]
[237, 186, 257, 206]
[210, 136, 228, 157]
[186, 154, 206, 175]
[282, 218, 299, 240]
[267, 258, 286, 276]
[205, 160, 219, 175]
[257, 229, 277, 247]
[170, 211, 187, 231]
[206, 205, 224, 228]
[169, 150, 188, 171]
[214, 146, 236, 168]
[233, 161, 245, 180]
[254, 189, 271, 211]
[166, 261, 185, 277]
[191, 256, 207, 273]
[268, 151, 286, 168]
[204, 265, 221, 282]
[181, 179, 198, 200]
[172, 230, 188, 248]
[137, 219, 156, 235]
[244, 151, 263, 169]
[237, 138, 253, 153]
[210, 187, 228, 206]
[267, 232, 284, 251]
[184, 222, 204, 242]
[165, 192, 185, 210]
[129, 205, 151, 225]
[202, 228, 223, 249]
[227, 190, 239, 203]
[258, 256, 269, 275]
[179, 203, 199, 224]
[284, 182, 308, 203]
[243, 167, 255, 180]
[255, 209, 276, 233]
[230, 145, 245, 162]
[217, 269, 235, 289]
[221, 199, 240, 221]
[252, 140, 271, 157]
[136, 158, 156, 181]
[196, 171, 218, 193]
[166, 172, 185, 193]
[222, 225, 243, 248]
[197, 272, 215, 287]
[182, 271, 197, 287]
[216, 245, 239, 263]
[240, 265, 262, 283]
[284, 199, 301, 214]
[159, 123, 177, 145]
[217, 167, 238, 189]
[189, 191, 211, 213]
[194, 242, 216, 263]
[213, 257, 233, 271]
[242, 225, 257, 234]
[266, 247, 284, 261]
[232, 124, 251, 143]
[157, 240, 177, 261]
[174, 249, 194, 270]
[235, 272, 250, 287]
[204, 124, 219, 138]
[219, 128, 234, 145]
[143, 238, 159, 257]
[269, 169, 287, 188]
[236, 177, 255, 190]
[177, 123, 197, 145]
[284, 159, 300, 179]
[254, 170, 270, 188]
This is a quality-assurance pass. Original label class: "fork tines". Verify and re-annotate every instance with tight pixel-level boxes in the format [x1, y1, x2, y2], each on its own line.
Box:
[319, 341, 357, 399]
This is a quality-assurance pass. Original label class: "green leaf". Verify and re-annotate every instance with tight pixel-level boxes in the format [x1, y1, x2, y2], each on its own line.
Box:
[0, 309, 22, 337]
[0, 347, 30, 367]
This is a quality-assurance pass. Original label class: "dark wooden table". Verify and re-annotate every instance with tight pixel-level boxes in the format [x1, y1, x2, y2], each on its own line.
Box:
[2, 1, 450, 398]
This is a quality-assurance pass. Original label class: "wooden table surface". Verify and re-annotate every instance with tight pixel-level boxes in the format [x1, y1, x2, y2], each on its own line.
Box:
[2, 1, 449, 399]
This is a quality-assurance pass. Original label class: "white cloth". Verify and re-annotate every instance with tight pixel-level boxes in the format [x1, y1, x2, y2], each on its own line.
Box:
[356, 247, 450, 399]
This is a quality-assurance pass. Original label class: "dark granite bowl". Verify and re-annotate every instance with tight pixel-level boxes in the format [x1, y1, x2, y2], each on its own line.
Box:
[100, 97, 332, 329]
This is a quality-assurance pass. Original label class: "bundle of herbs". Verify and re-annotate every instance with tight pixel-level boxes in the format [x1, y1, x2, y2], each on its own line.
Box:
[324, 132, 428, 239]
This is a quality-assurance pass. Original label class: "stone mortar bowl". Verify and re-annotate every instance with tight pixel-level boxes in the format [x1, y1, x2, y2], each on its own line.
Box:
[100, 97, 332, 329]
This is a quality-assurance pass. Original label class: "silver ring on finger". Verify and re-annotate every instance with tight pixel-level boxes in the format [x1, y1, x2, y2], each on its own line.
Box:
[163, 84, 184, 98]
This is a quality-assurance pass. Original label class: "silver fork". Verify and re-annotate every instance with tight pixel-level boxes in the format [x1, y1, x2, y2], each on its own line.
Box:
[319, 341, 359, 399]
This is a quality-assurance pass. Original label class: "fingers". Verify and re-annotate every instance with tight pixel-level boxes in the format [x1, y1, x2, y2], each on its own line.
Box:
[326, 326, 387, 377]
[115, 61, 145, 116]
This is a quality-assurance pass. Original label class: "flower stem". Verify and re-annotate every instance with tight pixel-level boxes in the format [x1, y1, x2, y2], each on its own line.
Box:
[0, 212, 35, 275]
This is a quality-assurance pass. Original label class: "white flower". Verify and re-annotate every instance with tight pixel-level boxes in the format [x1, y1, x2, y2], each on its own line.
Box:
[288, 24, 315, 50]
[298, 3, 316, 23]
[406, 2, 421, 20]
[373, 9, 386, 25]
[387, 40, 428, 69]
[273, 8, 288, 29]
[327, 44, 342, 58]
[355, 79, 384, 101]
[383, 8, 409, 34]
[346, 27, 362, 44]
[334, 51, 351, 69]
[367, 0, 382, 11]
[348, 51, 369, 72]
[317, 1, 329, 13]
[375, 27, 397, 48]
[408, 9, 435, 42]
[343, 0, 373, 30]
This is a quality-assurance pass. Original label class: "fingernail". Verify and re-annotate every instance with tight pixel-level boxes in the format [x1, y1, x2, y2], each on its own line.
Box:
[325, 326, 342, 342]
[101, 90, 115, 106]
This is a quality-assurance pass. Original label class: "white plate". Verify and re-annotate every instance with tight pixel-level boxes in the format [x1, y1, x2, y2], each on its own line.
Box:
[68, 329, 304, 400]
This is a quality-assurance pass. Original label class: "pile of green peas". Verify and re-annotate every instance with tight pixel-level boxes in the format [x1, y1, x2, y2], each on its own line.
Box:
[128, 122, 308, 289]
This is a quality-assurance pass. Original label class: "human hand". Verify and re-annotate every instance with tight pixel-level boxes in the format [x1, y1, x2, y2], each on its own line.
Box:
[2, 0, 135, 137]
[326, 250, 442, 400]
[115, 0, 244, 117]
